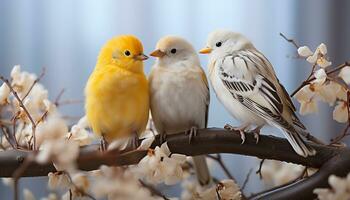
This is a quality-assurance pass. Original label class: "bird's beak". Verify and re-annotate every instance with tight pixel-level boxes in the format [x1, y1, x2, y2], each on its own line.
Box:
[134, 54, 149, 61]
[150, 49, 166, 58]
[199, 47, 212, 54]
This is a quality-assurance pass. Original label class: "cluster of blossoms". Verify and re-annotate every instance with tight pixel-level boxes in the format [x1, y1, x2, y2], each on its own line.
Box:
[1, 66, 242, 199]
[295, 44, 350, 123]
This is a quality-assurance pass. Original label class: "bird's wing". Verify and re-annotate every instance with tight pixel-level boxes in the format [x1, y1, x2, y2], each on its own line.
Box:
[217, 50, 293, 129]
[199, 67, 210, 128]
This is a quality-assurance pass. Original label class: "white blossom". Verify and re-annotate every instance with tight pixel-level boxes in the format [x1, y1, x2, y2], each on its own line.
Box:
[36, 113, 68, 147]
[47, 172, 71, 190]
[314, 173, 350, 200]
[333, 101, 348, 123]
[339, 66, 350, 84]
[297, 46, 313, 57]
[37, 139, 79, 172]
[23, 188, 36, 200]
[313, 69, 327, 85]
[68, 116, 94, 146]
[305, 43, 332, 68]
[91, 166, 160, 200]
[136, 143, 186, 185]
[138, 136, 155, 150]
[0, 83, 10, 105]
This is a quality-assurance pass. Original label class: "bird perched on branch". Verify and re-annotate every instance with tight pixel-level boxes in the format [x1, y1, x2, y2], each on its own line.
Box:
[149, 36, 212, 185]
[200, 30, 316, 157]
[85, 35, 149, 149]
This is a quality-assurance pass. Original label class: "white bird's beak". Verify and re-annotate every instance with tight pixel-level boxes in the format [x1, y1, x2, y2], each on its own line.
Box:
[199, 47, 212, 54]
[150, 49, 166, 58]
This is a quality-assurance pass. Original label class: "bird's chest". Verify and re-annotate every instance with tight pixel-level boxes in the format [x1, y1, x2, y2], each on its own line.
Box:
[151, 71, 205, 131]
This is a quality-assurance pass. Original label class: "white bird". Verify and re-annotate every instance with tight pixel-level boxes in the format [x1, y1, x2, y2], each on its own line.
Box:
[149, 36, 212, 185]
[199, 30, 316, 157]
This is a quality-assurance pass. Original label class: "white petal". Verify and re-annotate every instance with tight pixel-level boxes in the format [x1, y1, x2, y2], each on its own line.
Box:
[297, 46, 313, 57]
[300, 100, 318, 115]
[138, 136, 155, 150]
[295, 85, 314, 103]
[306, 53, 318, 64]
[339, 66, 350, 84]
[318, 58, 332, 68]
[11, 65, 21, 80]
[0, 83, 10, 105]
[317, 82, 338, 106]
[318, 43, 327, 55]
[333, 101, 348, 123]
[160, 142, 171, 156]
[313, 69, 327, 84]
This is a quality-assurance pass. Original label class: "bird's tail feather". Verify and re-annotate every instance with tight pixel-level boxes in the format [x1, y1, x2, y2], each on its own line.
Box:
[192, 155, 212, 186]
[282, 128, 316, 157]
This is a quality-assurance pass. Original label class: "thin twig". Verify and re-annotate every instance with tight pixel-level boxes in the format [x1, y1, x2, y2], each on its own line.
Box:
[241, 168, 253, 191]
[64, 172, 97, 200]
[279, 33, 300, 49]
[0, 124, 15, 149]
[21, 67, 46, 102]
[256, 159, 265, 180]
[0, 76, 38, 150]
[207, 154, 235, 180]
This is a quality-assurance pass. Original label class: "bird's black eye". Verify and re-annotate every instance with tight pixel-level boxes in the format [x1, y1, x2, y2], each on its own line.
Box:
[216, 42, 222, 47]
[170, 48, 177, 54]
[124, 50, 131, 56]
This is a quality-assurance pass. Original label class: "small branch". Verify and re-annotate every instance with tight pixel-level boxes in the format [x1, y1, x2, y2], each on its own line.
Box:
[139, 179, 170, 200]
[279, 33, 300, 49]
[241, 168, 253, 191]
[256, 159, 265, 180]
[0, 76, 38, 150]
[207, 154, 235, 181]
[65, 171, 96, 200]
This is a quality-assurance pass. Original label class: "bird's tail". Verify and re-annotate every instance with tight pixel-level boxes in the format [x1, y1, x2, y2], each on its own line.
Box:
[282, 128, 316, 157]
[192, 155, 212, 186]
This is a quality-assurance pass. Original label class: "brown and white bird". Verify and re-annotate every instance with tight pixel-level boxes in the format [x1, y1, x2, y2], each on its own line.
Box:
[149, 36, 212, 185]
[200, 30, 316, 157]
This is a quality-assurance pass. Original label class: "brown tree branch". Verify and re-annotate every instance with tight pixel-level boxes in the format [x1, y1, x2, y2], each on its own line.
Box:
[0, 128, 346, 199]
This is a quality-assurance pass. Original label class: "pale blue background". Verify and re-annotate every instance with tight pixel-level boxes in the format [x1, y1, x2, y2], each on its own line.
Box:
[0, 0, 349, 199]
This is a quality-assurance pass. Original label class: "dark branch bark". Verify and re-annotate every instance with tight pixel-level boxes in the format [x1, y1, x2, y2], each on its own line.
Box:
[0, 128, 347, 199]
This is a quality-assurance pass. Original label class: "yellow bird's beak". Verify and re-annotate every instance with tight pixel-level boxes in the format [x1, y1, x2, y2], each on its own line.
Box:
[199, 47, 212, 54]
[134, 54, 149, 61]
[150, 49, 166, 58]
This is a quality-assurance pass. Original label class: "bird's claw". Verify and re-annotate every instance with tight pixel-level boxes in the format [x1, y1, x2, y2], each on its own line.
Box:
[185, 126, 198, 144]
[224, 124, 246, 144]
[100, 135, 108, 152]
[253, 132, 260, 144]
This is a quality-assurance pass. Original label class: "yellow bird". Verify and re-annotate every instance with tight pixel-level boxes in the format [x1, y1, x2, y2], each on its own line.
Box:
[85, 35, 149, 148]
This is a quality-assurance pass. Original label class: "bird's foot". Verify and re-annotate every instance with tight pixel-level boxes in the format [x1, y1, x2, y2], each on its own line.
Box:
[132, 132, 140, 150]
[224, 124, 247, 144]
[185, 126, 198, 144]
[100, 135, 108, 152]
[248, 126, 262, 144]
[159, 132, 167, 144]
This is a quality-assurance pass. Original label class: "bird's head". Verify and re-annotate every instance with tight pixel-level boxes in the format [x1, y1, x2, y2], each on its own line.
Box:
[199, 30, 253, 57]
[97, 35, 148, 72]
[150, 36, 199, 67]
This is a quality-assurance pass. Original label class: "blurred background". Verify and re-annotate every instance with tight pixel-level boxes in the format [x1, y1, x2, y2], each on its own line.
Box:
[0, 0, 349, 199]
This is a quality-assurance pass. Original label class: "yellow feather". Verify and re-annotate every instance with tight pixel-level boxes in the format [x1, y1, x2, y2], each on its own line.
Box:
[85, 35, 149, 141]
